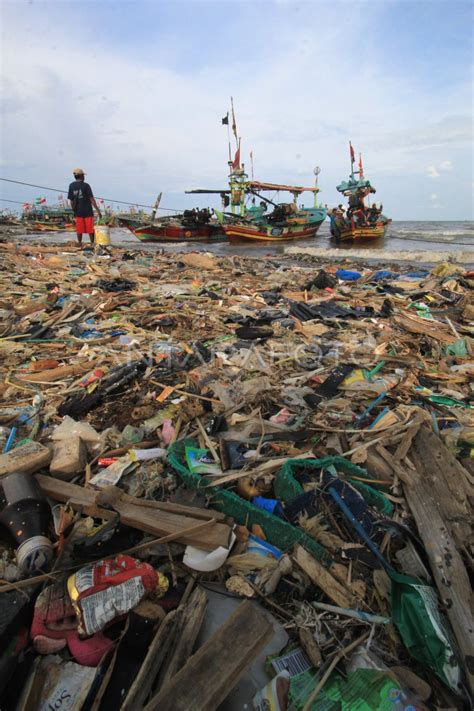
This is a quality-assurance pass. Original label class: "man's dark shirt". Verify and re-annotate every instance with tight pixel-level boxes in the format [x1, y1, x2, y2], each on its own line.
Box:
[67, 180, 94, 217]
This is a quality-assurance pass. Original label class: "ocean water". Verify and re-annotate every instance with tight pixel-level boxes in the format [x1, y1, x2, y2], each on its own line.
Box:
[10, 220, 473, 259]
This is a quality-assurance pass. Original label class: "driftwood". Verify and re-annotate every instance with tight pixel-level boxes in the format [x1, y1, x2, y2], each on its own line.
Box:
[144, 601, 273, 711]
[402, 426, 474, 696]
[35, 475, 232, 550]
[154, 586, 208, 691]
[293, 544, 354, 608]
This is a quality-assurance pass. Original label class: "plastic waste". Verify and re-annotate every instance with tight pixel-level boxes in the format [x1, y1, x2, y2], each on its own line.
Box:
[52, 415, 102, 446]
[336, 268, 362, 281]
[67, 554, 168, 636]
[0, 471, 53, 574]
[185, 446, 222, 475]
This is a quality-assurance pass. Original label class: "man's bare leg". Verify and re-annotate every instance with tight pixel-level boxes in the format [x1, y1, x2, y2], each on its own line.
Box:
[77, 233, 83, 248]
[89, 232, 95, 246]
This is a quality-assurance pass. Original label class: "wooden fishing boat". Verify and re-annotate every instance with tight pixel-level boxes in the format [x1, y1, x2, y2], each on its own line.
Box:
[187, 104, 326, 243]
[189, 173, 326, 244]
[330, 143, 391, 243]
[22, 205, 76, 233]
[332, 221, 391, 242]
[223, 205, 326, 243]
[119, 210, 225, 243]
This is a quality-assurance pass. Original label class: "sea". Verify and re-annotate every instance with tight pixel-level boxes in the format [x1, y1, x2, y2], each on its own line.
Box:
[10, 220, 474, 262]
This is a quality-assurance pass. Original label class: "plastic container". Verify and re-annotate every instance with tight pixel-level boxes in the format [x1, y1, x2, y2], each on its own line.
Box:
[0, 471, 53, 573]
[94, 225, 111, 245]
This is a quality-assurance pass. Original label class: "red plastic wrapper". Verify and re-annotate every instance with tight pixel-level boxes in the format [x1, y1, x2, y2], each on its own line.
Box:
[97, 457, 119, 467]
[67, 554, 168, 636]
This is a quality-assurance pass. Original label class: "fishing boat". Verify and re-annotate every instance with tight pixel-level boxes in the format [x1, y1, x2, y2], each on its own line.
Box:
[188, 117, 326, 242]
[117, 191, 225, 243]
[330, 143, 391, 242]
[119, 208, 225, 243]
[21, 205, 76, 232]
[219, 176, 326, 243]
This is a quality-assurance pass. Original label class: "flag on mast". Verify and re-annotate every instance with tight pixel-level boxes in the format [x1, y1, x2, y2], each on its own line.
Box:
[349, 141, 355, 164]
[221, 113, 229, 125]
[232, 138, 241, 170]
[358, 153, 364, 178]
[231, 96, 238, 143]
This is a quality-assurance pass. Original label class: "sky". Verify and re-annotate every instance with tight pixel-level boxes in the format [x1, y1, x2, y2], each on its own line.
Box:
[0, 0, 473, 220]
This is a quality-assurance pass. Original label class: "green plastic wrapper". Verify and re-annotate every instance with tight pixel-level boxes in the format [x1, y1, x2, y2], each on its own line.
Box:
[390, 570, 462, 694]
[288, 668, 421, 710]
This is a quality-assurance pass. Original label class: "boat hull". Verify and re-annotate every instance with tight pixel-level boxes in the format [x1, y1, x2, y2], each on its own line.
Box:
[331, 221, 390, 242]
[223, 218, 324, 243]
[132, 223, 225, 243]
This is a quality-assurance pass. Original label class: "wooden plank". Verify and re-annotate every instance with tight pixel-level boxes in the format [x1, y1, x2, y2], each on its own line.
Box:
[293, 545, 354, 608]
[155, 586, 208, 691]
[35, 474, 231, 551]
[408, 425, 474, 551]
[144, 601, 274, 711]
[116, 489, 227, 522]
[402, 430, 474, 696]
[0, 441, 51, 477]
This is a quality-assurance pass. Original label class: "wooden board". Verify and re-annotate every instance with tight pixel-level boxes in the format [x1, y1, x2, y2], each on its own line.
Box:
[144, 600, 273, 711]
[402, 428, 474, 696]
[156, 586, 208, 690]
[0, 441, 51, 477]
[35, 475, 232, 551]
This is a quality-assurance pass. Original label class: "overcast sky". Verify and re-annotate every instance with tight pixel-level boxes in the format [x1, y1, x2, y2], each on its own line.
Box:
[1, 0, 472, 220]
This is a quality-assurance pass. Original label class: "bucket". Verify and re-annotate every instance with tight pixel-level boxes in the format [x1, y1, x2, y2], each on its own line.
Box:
[95, 225, 111, 245]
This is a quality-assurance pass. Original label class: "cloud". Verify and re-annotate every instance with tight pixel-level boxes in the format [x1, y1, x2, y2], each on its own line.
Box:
[426, 159, 455, 178]
[439, 160, 453, 171]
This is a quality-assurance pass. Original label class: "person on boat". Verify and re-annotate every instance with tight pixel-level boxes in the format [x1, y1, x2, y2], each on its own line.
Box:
[334, 209, 346, 230]
[68, 168, 102, 248]
[354, 208, 367, 227]
[347, 192, 364, 218]
[368, 203, 380, 224]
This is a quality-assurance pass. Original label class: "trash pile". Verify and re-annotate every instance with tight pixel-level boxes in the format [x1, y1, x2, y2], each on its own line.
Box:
[0, 241, 472, 710]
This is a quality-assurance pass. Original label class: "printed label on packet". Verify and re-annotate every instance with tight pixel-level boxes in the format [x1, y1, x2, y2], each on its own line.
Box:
[78, 576, 145, 635]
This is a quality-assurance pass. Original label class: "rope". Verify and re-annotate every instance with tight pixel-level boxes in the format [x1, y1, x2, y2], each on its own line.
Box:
[0, 177, 180, 212]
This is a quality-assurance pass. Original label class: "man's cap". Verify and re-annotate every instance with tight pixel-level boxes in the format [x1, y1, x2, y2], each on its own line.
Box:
[73, 168, 85, 175]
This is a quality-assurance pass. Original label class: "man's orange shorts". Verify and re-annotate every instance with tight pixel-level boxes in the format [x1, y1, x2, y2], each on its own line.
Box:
[75, 216, 95, 234]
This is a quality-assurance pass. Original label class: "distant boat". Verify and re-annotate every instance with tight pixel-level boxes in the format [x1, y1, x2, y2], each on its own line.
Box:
[21, 205, 75, 232]
[330, 143, 391, 242]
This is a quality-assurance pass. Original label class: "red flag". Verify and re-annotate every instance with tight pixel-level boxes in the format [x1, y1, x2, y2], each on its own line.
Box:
[358, 153, 364, 178]
[349, 141, 355, 163]
[232, 138, 241, 170]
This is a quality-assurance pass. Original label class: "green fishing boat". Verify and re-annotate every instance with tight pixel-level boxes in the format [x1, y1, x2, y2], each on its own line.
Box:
[329, 143, 391, 242]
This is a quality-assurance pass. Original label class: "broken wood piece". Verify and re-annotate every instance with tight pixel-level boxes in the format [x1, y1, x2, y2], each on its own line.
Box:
[156, 586, 208, 690]
[293, 544, 354, 608]
[117, 491, 227, 522]
[402, 428, 474, 695]
[49, 436, 87, 480]
[0, 441, 51, 477]
[17, 360, 99, 382]
[298, 627, 322, 668]
[35, 474, 232, 551]
[144, 601, 274, 711]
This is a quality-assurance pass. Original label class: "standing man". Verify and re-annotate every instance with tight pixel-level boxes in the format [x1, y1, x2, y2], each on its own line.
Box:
[67, 168, 102, 248]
